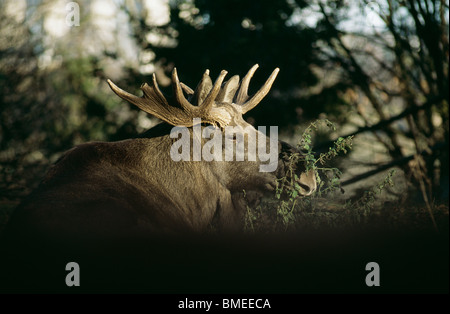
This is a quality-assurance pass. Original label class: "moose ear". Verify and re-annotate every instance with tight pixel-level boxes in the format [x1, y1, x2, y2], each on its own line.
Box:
[216, 75, 240, 104]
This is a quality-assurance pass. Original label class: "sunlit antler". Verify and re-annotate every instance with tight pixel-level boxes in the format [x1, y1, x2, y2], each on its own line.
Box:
[107, 64, 279, 127]
[234, 64, 280, 114]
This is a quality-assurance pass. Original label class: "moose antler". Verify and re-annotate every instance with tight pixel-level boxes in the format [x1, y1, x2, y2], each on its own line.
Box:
[107, 65, 279, 128]
[235, 64, 280, 114]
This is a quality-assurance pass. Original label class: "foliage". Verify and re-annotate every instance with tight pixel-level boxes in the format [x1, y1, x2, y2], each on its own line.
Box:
[274, 119, 353, 202]
[346, 169, 396, 223]
[273, 119, 354, 230]
[243, 121, 411, 233]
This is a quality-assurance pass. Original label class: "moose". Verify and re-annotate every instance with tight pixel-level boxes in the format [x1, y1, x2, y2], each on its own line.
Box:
[5, 65, 316, 239]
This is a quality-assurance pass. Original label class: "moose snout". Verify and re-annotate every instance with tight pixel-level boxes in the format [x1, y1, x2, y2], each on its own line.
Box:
[297, 170, 317, 196]
[278, 140, 317, 197]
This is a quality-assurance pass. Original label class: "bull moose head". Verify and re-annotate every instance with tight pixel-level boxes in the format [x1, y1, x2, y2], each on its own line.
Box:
[6, 65, 316, 238]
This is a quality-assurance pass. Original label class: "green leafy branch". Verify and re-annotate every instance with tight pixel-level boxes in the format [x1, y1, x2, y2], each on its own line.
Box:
[346, 169, 397, 223]
[275, 119, 354, 229]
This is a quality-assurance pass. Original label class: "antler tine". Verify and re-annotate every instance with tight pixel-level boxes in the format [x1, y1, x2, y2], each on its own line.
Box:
[172, 67, 196, 111]
[143, 73, 167, 105]
[241, 67, 280, 114]
[234, 64, 259, 105]
[108, 77, 197, 126]
[180, 82, 194, 96]
[107, 79, 145, 107]
[216, 75, 240, 103]
[192, 69, 213, 106]
[108, 78, 170, 115]
[199, 70, 228, 113]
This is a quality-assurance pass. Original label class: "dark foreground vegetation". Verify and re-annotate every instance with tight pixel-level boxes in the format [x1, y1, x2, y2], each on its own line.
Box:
[0, 190, 448, 293]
